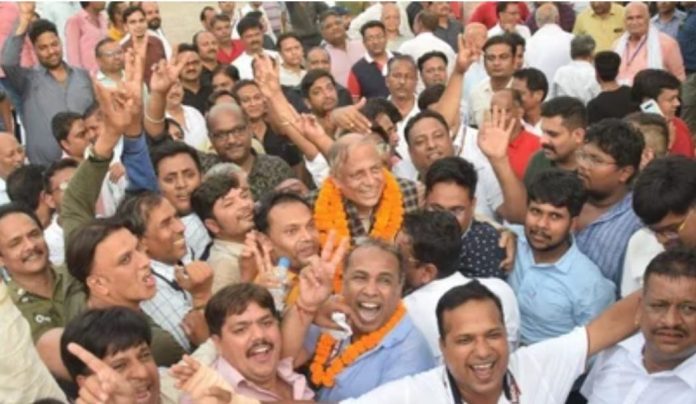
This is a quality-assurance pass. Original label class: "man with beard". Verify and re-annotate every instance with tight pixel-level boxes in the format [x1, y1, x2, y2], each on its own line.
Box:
[508, 169, 615, 345]
[582, 248, 696, 403]
[140, 2, 172, 59]
[232, 15, 279, 80]
[192, 173, 255, 293]
[2, 3, 94, 165]
[177, 43, 212, 115]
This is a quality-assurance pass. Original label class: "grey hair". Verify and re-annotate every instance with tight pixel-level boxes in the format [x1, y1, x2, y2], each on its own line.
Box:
[206, 102, 246, 135]
[307, 46, 331, 62]
[570, 35, 596, 59]
[203, 162, 243, 181]
[327, 133, 382, 177]
[344, 237, 406, 281]
[535, 3, 559, 27]
[387, 54, 417, 76]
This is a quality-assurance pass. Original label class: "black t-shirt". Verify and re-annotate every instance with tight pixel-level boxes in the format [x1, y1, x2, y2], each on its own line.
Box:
[587, 86, 639, 124]
[183, 84, 213, 115]
[261, 125, 302, 167]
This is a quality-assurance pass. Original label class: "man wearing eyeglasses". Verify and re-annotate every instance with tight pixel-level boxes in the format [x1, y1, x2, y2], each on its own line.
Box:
[206, 102, 293, 201]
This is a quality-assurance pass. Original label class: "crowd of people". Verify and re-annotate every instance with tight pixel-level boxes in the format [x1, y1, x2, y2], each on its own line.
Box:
[0, 1, 695, 404]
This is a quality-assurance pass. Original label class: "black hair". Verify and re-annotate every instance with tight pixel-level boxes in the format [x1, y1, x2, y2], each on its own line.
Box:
[107, 1, 126, 25]
[512, 67, 549, 100]
[540, 96, 587, 130]
[495, 1, 519, 16]
[7, 164, 46, 211]
[28, 19, 58, 44]
[417, 51, 448, 73]
[633, 156, 696, 225]
[631, 69, 681, 103]
[122, 5, 145, 23]
[386, 54, 417, 76]
[360, 98, 402, 124]
[403, 210, 462, 278]
[149, 141, 202, 176]
[276, 32, 302, 51]
[624, 112, 669, 156]
[43, 158, 79, 194]
[502, 32, 525, 54]
[403, 109, 449, 145]
[644, 247, 696, 290]
[436, 281, 504, 339]
[594, 51, 621, 82]
[206, 283, 278, 336]
[254, 191, 312, 233]
[51, 111, 83, 145]
[94, 37, 117, 58]
[66, 217, 128, 284]
[0, 202, 42, 233]
[584, 118, 645, 174]
[236, 14, 263, 37]
[425, 156, 478, 197]
[164, 117, 185, 139]
[360, 20, 386, 37]
[231, 79, 259, 104]
[190, 174, 240, 222]
[212, 13, 231, 25]
[483, 34, 516, 56]
[83, 102, 100, 120]
[60, 307, 152, 380]
[114, 191, 165, 238]
[199, 6, 215, 22]
[177, 43, 198, 55]
[300, 69, 336, 99]
[212, 63, 240, 82]
[318, 9, 341, 28]
[526, 169, 587, 217]
[417, 84, 446, 110]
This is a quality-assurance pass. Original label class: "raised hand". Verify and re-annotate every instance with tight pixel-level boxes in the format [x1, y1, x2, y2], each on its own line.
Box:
[239, 231, 260, 282]
[170, 354, 201, 389]
[149, 57, 185, 95]
[252, 236, 282, 290]
[498, 229, 517, 273]
[254, 53, 281, 98]
[477, 105, 516, 161]
[67, 342, 135, 404]
[108, 162, 126, 183]
[92, 79, 131, 155]
[455, 34, 480, 75]
[330, 98, 371, 134]
[181, 309, 210, 346]
[18, 2, 35, 19]
[297, 231, 348, 312]
[176, 261, 214, 305]
[298, 113, 330, 144]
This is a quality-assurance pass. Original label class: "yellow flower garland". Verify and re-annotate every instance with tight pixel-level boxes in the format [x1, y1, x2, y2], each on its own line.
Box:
[313, 169, 404, 292]
[309, 303, 406, 388]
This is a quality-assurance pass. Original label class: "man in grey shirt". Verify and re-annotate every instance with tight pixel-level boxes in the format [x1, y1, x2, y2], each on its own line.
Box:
[2, 3, 93, 166]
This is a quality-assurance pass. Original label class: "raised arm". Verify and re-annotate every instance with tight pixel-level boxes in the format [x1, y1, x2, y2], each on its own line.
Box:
[478, 106, 528, 224]
[585, 291, 640, 357]
[1, 2, 35, 92]
[144, 56, 185, 138]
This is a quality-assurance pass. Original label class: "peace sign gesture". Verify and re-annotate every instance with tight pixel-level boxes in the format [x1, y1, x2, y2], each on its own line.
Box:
[67, 342, 136, 404]
[297, 231, 349, 312]
[455, 33, 480, 75]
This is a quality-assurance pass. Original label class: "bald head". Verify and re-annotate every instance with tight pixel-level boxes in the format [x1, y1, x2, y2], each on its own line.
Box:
[535, 3, 559, 27]
[381, 3, 401, 33]
[0, 133, 25, 180]
[625, 2, 650, 37]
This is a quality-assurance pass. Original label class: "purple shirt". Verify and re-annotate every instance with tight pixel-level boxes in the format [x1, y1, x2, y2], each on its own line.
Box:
[65, 8, 107, 72]
[324, 39, 365, 87]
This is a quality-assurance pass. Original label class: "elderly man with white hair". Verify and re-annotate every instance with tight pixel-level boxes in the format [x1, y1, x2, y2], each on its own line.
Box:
[615, 1, 685, 85]
[525, 3, 574, 83]
[552, 35, 601, 104]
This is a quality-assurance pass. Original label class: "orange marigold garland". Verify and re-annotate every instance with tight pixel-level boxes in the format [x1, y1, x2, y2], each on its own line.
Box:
[313, 169, 404, 292]
[309, 303, 406, 388]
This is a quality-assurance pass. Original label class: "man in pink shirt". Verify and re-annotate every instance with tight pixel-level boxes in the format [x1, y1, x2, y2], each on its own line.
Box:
[319, 9, 365, 87]
[65, 2, 107, 72]
[614, 2, 685, 85]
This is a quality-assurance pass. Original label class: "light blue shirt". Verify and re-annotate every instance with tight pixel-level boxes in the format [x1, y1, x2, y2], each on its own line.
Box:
[304, 312, 435, 402]
[508, 226, 616, 345]
[575, 193, 643, 289]
[651, 9, 687, 39]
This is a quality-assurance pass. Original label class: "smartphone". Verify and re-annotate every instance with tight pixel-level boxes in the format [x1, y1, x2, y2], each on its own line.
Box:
[640, 99, 664, 116]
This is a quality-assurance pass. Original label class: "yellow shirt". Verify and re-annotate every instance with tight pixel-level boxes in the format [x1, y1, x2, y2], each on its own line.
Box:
[573, 3, 626, 52]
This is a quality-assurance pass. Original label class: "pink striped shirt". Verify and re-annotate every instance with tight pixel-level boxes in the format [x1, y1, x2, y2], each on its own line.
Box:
[64, 8, 107, 72]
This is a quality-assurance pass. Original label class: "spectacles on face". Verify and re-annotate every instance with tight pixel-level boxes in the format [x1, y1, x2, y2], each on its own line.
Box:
[576, 150, 617, 167]
[653, 209, 694, 242]
[211, 125, 248, 142]
[100, 49, 124, 58]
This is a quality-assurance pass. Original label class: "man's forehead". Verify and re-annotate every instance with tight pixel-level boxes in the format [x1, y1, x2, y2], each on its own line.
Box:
[0, 212, 38, 234]
[226, 302, 274, 323]
[269, 201, 312, 225]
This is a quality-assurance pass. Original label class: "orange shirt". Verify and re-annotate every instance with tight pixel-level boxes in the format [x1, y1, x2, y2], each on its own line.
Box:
[508, 130, 541, 180]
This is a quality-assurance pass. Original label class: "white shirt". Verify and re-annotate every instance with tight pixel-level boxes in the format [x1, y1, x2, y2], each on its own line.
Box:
[166, 106, 208, 152]
[347, 3, 413, 41]
[304, 154, 330, 188]
[241, 4, 276, 42]
[404, 272, 520, 362]
[279, 65, 306, 87]
[232, 50, 279, 80]
[0, 178, 8, 205]
[522, 119, 542, 137]
[488, 23, 531, 40]
[552, 60, 601, 105]
[182, 213, 211, 261]
[582, 333, 696, 404]
[460, 58, 489, 120]
[398, 32, 456, 93]
[469, 77, 512, 128]
[392, 98, 420, 179]
[459, 126, 504, 222]
[44, 215, 64, 266]
[620, 229, 664, 297]
[525, 24, 573, 83]
[343, 327, 589, 404]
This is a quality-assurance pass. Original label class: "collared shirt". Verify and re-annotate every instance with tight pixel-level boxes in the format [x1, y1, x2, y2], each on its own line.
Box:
[207, 238, 244, 294]
[525, 24, 573, 83]
[140, 259, 193, 351]
[621, 229, 664, 297]
[488, 23, 532, 39]
[6, 265, 86, 342]
[460, 58, 489, 118]
[582, 333, 696, 404]
[616, 31, 686, 85]
[65, 8, 107, 72]
[459, 219, 507, 278]
[398, 32, 456, 93]
[522, 119, 542, 137]
[573, 3, 626, 52]
[2, 34, 94, 165]
[36, 2, 81, 53]
[248, 153, 294, 201]
[404, 272, 520, 362]
[44, 215, 65, 266]
[678, 9, 696, 71]
[0, 281, 67, 403]
[469, 77, 512, 128]
[121, 35, 167, 88]
[552, 60, 600, 104]
[233, 49, 279, 81]
[279, 65, 306, 87]
[304, 313, 436, 401]
[508, 226, 615, 345]
[342, 327, 589, 404]
[182, 213, 211, 261]
[0, 177, 8, 205]
[651, 10, 687, 39]
[459, 125, 504, 222]
[213, 356, 313, 401]
[260, 124, 302, 167]
[347, 51, 394, 99]
[393, 97, 420, 171]
[216, 40, 246, 65]
[575, 192, 643, 288]
[182, 84, 213, 115]
[508, 129, 541, 180]
[324, 39, 366, 87]
[166, 105, 209, 151]
[0, 3, 36, 78]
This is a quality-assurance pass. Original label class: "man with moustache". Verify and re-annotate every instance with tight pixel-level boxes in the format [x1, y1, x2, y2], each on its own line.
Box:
[508, 169, 615, 345]
[140, 1, 172, 59]
[582, 248, 696, 403]
[193, 30, 220, 88]
[233, 15, 279, 80]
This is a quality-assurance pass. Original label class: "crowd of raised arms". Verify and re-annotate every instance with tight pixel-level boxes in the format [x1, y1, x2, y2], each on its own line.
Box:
[0, 1, 695, 403]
